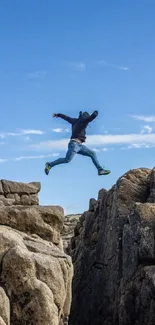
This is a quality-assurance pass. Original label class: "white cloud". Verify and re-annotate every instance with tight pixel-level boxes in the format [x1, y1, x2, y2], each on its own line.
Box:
[68, 62, 86, 72]
[30, 133, 155, 151]
[52, 128, 70, 133]
[27, 70, 47, 79]
[20, 129, 44, 135]
[86, 133, 155, 146]
[0, 153, 59, 163]
[0, 134, 5, 139]
[0, 129, 44, 138]
[127, 143, 155, 149]
[132, 115, 155, 123]
[52, 128, 63, 133]
[140, 125, 153, 134]
[98, 60, 129, 71]
[120, 67, 129, 71]
[12, 153, 59, 161]
[31, 139, 68, 150]
[0, 159, 7, 163]
[92, 147, 108, 152]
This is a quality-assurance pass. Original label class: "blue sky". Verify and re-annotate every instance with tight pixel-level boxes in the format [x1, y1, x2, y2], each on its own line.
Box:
[0, 0, 155, 214]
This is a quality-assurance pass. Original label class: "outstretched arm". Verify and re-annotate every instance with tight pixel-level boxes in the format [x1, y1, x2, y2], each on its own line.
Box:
[53, 113, 74, 124]
[84, 110, 98, 122]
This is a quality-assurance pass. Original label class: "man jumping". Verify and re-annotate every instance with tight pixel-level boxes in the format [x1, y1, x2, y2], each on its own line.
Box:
[44, 110, 111, 176]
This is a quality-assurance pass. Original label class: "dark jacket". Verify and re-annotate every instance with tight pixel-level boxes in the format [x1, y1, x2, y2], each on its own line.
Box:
[57, 111, 98, 142]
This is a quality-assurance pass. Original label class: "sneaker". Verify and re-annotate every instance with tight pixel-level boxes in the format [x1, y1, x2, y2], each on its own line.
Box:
[98, 168, 111, 176]
[44, 163, 51, 175]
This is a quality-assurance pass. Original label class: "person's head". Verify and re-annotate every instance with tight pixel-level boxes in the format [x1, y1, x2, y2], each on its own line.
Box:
[78, 111, 90, 118]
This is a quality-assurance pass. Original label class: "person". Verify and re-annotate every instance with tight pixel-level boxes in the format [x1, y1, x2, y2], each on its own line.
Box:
[44, 110, 111, 176]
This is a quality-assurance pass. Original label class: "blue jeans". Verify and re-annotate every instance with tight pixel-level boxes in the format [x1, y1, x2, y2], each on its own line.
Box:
[48, 140, 102, 171]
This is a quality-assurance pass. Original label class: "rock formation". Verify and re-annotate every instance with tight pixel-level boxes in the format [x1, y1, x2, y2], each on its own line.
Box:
[69, 167, 155, 325]
[61, 214, 81, 254]
[0, 179, 73, 325]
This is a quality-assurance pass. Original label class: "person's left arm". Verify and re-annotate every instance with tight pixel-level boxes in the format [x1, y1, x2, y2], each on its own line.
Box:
[84, 110, 98, 122]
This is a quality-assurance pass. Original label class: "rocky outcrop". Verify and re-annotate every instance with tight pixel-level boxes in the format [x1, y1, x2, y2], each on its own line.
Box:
[69, 167, 155, 325]
[0, 180, 40, 206]
[61, 214, 81, 254]
[0, 180, 73, 325]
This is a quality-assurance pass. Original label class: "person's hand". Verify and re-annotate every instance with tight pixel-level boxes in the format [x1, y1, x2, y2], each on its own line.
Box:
[53, 113, 59, 118]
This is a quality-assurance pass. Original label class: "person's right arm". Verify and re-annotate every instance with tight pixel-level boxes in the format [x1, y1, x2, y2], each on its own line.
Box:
[53, 113, 74, 124]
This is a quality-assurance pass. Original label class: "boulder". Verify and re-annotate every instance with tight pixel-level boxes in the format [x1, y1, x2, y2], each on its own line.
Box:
[0, 226, 73, 325]
[1, 180, 40, 195]
[0, 205, 64, 245]
[0, 179, 73, 325]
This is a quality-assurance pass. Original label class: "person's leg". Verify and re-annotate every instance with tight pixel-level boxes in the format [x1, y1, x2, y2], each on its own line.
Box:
[78, 145, 111, 175]
[78, 145, 102, 170]
[45, 141, 81, 174]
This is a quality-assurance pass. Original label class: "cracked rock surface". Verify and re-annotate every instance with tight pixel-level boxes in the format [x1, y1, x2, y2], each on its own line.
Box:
[0, 180, 73, 325]
[69, 168, 155, 325]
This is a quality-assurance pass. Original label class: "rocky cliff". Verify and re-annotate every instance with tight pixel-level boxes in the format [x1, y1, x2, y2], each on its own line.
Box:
[69, 167, 155, 325]
[0, 180, 73, 325]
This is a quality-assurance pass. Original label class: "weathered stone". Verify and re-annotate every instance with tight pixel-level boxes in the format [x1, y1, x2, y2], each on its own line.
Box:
[98, 188, 107, 200]
[1, 180, 40, 195]
[30, 193, 39, 205]
[16, 277, 59, 325]
[0, 227, 26, 264]
[0, 287, 10, 325]
[116, 168, 150, 205]
[118, 266, 155, 325]
[147, 167, 155, 203]
[5, 193, 39, 206]
[89, 198, 97, 212]
[0, 177, 73, 325]
[61, 214, 81, 253]
[0, 182, 3, 195]
[0, 196, 4, 206]
[0, 317, 7, 325]
[6, 193, 20, 205]
[69, 167, 155, 325]
[20, 194, 39, 206]
[0, 226, 73, 325]
[0, 205, 64, 244]
[0, 196, 15, 206]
